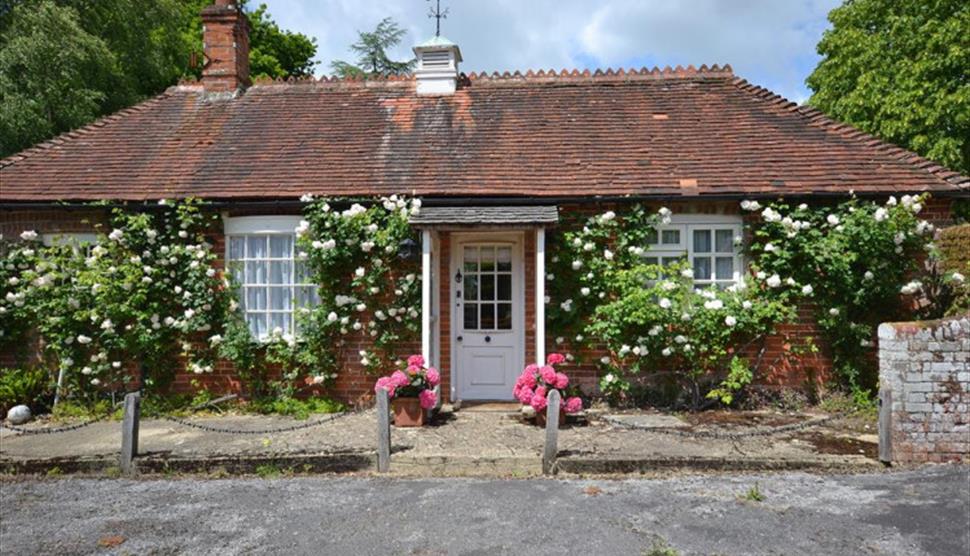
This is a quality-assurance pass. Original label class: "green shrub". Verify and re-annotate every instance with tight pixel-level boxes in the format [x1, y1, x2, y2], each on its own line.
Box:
[247, 396, 345, 420]
[0, 367, 54, 414]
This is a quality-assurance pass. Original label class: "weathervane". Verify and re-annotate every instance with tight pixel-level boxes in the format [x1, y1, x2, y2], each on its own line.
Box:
[427, 0, 448, 37]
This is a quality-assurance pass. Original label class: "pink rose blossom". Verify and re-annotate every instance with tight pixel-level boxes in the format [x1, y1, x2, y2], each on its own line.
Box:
[419, 389, 437, 410]
[390, 370, 411, 388]
[406, 365, 421, 375]
[554, 372, 569, 389]
[425, 367, 440, 386]
[534, 386, 547, 400]
[530, 392, 548, 411]
[539, 366, 557, 385]
[517, 386, 534, 405]
[564, 397, 583, 414]
[519, 369, 537, 388]
[546, 353, 566, 365]
[407, 354, 425, 368]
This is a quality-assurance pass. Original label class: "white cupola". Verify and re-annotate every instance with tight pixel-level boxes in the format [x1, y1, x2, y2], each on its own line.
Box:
[413, 36, 462, 96]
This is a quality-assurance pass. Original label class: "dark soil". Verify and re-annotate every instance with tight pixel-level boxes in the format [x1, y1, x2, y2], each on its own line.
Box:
[794, 431, 878, 458]
[683, 410, 807, 429]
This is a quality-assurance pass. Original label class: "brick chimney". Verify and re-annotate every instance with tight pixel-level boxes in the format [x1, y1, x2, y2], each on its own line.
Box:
[201, 0, 250, 94]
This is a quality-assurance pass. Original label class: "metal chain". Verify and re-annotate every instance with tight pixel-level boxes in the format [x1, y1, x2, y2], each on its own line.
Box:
[160, 410, 353, 435]
[600, 413, 844, 440]
[0, 411, 114, 436]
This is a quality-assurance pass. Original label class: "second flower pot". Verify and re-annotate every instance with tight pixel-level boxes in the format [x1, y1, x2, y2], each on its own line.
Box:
[391, 396, 426, 427]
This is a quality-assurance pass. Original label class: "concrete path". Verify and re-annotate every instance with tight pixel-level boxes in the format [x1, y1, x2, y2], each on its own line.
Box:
[1, 408, 879, 475]
[1, 466, 967, 555]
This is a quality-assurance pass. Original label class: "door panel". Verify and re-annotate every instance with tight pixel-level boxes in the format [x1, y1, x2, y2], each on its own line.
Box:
[453, 239, 522, 400]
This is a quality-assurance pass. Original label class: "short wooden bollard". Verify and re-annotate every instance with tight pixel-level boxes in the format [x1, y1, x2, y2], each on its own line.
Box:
[376, 388, 391, 473]
[543, 390, 561, 475]
[878, 386, 892, 464]
[120, 392, 141, 475]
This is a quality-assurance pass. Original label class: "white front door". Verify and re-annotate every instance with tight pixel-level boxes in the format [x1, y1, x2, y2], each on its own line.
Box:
[452, 236, 524, 400]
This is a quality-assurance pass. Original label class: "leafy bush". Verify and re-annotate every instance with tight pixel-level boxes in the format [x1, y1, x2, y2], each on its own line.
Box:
[247, 396, 345, 420]
[0, 367, 54, 414]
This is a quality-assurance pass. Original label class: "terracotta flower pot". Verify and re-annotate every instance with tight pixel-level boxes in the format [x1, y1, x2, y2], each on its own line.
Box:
[535, 407, 566, 428]
[391, 397, 426, 427]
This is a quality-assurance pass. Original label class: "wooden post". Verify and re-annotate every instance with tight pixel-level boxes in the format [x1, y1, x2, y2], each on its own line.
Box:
[543, 389, 560, 475]
[878, 386, 892, 464]
[120, 391, 140, 475]
[376, 388, 391, 473]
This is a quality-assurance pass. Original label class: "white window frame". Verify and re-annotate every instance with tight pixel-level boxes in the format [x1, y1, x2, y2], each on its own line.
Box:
[223, 215, 317, 340]
[645, 214, 743, 287]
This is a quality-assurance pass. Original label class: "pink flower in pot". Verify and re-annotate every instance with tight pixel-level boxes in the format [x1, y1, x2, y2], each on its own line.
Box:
[426, 367, 440, 386]
[390, 370, 411, 388]
[516, 386, 534, 405]
[419, 389, 437, 410]
[530, 392, 548, 411]
[554, 372, 569, 389]
[407, 354, 425, 368]
[564, 396, 583, 414]
[546, 353, 565, 365]
[374, 376, 396, 398]
[539, 366, 557, 385]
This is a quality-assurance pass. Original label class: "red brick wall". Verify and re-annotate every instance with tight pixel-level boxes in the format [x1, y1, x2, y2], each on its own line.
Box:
[0, 196, 957, 403]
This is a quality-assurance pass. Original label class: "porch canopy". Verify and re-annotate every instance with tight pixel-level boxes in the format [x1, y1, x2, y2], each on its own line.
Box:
[410, 205, 559, 397]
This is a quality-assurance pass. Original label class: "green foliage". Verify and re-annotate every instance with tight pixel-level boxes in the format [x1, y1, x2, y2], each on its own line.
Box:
[247, 396, 344, 420]
[706, 356, 753, 406]
[0, 0, 316, 157]
[547, 206, 795, 409]
[741, 483, 765, 502]
[807, 0, 970, 174]
[331, 17, 414, 78]
[644, 540, 680, 556]
[0, 367, 54, 414]
[749, 195, 941, 393]
[1, 199, 231, 400]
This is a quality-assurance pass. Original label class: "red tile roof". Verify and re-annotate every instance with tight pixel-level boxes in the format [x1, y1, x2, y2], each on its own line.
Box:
[1, 65, 966, 202]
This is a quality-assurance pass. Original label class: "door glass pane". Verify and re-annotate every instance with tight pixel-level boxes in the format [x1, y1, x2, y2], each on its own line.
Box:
[463, 275, 478, 301]
[270, 287, 292, 311]
[270, 235, 292, 258]
[247, 236, 267, 259]
[715, 257, 734, 280]
[480, 274, 495, 301]
[247, 286, 267, 310]
[269, 261, 291, 284]
[497, 274, 511, 301]
[229, 237, 245, 260]
[463, 247, 478, 272]
[480, 247, 495, 272]
[497, 303, 512, 329]
[246, 261, 266, 284]
[715, 229, 734, 253]
[693, 257, 712, 280]
[661, 229, 681, 245]
[693, 230, 712, 253]
[480, 303, 495, 329]
[496, 247, 512, 271]
[464, 304, 478, 330]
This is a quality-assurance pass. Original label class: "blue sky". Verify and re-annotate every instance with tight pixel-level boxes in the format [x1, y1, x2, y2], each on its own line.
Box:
[261, 0, 842, 104]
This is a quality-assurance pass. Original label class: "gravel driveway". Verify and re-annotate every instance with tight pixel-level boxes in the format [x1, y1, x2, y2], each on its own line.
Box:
[1, 466, 967, 555]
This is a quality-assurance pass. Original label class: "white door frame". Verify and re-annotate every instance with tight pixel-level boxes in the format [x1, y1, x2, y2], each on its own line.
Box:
[449, 231, 526, 401]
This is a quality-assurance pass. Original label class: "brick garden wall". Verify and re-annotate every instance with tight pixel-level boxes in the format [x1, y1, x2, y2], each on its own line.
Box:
[878, 315, 970, 463]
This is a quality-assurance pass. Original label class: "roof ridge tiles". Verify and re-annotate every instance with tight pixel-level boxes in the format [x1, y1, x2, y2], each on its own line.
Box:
[731, 78, 969, 191]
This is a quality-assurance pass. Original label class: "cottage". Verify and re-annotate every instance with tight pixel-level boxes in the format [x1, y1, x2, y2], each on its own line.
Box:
[1, 1, 966, 404]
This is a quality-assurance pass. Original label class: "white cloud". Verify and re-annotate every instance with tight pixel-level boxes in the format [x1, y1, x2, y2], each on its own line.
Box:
[261, 0, 841, 102]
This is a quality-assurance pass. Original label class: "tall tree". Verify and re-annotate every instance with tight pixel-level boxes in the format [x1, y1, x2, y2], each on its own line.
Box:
[0, 0, 317, 157]
[807, 0, 970, 174]
[331, 17, 414, 78]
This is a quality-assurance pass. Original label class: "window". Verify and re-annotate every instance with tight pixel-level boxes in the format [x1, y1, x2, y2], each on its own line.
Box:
[224, 216, 318, 340]
[644, 215, 742, 287]
[461, 244, 513, 331]
[41, 232, 99, 255]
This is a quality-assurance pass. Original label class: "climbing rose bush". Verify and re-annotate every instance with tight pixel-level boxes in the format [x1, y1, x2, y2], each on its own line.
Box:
[374, 354, 440, 409]
[513, 354, 584, 414]
[748, 193, 948, 392]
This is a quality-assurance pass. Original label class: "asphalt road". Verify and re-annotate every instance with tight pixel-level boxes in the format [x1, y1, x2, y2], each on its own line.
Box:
[1, 467, 968, 555]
